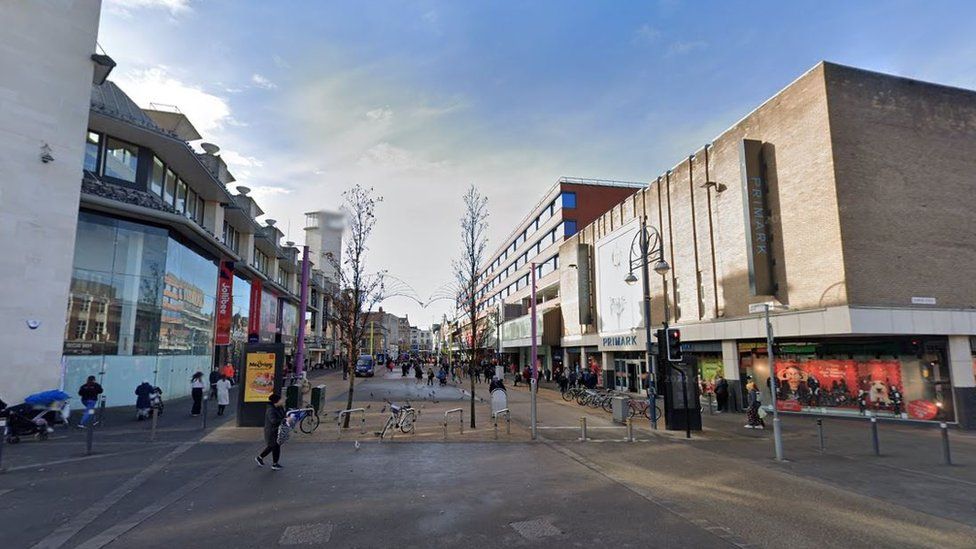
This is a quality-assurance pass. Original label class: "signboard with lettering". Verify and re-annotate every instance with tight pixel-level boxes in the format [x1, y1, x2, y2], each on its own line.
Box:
[215, 261, 234, 345]
[739, 139, 776, 296]
[248, 278, 262, 342]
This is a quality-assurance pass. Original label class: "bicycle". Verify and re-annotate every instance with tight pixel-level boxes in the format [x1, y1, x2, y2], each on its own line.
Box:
[379, 402, 417, 439]
[561, 386, 586, 402]
[286, 406, 320, 434]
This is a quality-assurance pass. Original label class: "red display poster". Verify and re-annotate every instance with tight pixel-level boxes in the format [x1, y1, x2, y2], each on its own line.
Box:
[248, 278, 262, 341]
[214, 261, 234, 345]
[907, 399, 938, 420]
[774, 359, 904, 409]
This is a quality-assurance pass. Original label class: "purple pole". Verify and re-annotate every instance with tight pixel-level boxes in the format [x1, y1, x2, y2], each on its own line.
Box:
[530, 262, 537, 381]
[295, 245, 310, 376]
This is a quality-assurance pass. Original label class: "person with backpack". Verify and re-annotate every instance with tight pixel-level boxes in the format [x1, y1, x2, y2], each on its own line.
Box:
[255, 393, 287, 471]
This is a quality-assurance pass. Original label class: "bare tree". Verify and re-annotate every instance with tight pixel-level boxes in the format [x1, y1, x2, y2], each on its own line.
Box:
[453, 184, 489, 428]
[325, 185, 385, 428]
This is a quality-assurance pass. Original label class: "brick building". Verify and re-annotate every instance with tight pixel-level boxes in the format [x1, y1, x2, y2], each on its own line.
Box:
[560, 62, 976, 428]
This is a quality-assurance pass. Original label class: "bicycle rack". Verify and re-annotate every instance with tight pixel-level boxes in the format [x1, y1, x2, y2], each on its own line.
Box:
[492, 408, 511, 439]
[625, 417, 634, 442]
[579, 416, 588, 441]
[444, 408, 464, 439]
[337, 408, 366, 438]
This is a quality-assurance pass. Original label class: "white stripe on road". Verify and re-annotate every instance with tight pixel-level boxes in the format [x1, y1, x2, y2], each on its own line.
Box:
[5, 445, 168, 473]
[30, 441, 196, 549]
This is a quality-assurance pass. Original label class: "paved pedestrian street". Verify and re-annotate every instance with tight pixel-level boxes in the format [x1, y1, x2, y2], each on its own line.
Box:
[3, 370, 976, 548]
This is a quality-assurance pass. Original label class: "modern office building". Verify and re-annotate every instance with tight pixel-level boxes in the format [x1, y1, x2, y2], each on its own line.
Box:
[0, 1, 105, 404]
[559, 62, 976, 428]
[487, 178, 646, 373]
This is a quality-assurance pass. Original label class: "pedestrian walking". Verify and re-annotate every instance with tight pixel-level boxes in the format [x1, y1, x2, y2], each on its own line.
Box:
[426, 367, 435, 386]
[557, 371, 569, 394]
[744, 380, 765, 429]
[190, 372, 205, 416]
[77, 375, 103, 429]
[255, 393, 287, 471]
[208, 369, 220, 399]
[568, 369, 578, 389]
[221, 362, 236, 384]
[414, 364, 423, 384]
[714, 374, 730, 413]
[216, 375, 232, 416]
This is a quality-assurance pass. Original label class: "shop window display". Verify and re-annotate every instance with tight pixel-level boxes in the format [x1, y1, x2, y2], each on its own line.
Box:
[740, 338, 954, 422]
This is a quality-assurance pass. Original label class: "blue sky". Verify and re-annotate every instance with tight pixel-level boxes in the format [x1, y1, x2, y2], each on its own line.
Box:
[99, 0, 976, 325]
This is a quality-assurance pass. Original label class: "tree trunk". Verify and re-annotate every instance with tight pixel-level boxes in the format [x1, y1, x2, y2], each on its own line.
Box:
[469, 359, 476, 428]
[343, 339, 356, 428]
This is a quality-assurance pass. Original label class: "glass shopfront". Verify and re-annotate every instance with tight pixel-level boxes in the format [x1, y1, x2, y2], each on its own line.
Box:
[739, 337, 955, 422]
[611, 352, 647, 393]
[64, 211, 217, 405]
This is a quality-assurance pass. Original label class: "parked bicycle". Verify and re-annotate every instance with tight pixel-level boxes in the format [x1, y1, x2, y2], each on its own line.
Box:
[286, 406, 320, 434]
[379, 401, 416, 439]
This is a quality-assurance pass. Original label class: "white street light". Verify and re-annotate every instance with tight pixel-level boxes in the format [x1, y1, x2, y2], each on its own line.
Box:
[653, 259, 670, 276]
[624, 271, 639, 286]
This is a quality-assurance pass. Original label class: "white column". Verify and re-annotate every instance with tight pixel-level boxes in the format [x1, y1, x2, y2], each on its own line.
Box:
[948, 336, 975, 388]
[722, 340, 740, 380]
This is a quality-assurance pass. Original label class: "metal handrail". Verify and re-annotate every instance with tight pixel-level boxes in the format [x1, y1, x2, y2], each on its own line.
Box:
[492, 408, 511, 439]
[337, 407, 366, 437]
[444, 408, 464, 438]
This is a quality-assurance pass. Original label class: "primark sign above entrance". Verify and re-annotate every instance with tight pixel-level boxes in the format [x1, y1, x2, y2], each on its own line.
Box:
[599, 332, 646, 352]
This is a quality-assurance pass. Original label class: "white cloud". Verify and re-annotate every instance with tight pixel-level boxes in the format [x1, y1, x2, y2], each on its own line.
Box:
[250, 185, 292, 197]
[220, 149, 264, 169]
[666, 40, 708, 57]
[356, 142, 448, 173]
[104, 0, 191, 16]
[251, 74, 278, 90]
[365, 107, 394, 121]
[272, 55, 291, 69]
[113, 66, 231, 133]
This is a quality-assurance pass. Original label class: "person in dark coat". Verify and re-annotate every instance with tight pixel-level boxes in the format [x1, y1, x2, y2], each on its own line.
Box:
[208, 369, 220, 399]
[256, 393, 287, 470]
[77, 375, 103, 428]
[714, 375, 729, 413]
[135, 380, 154, 420]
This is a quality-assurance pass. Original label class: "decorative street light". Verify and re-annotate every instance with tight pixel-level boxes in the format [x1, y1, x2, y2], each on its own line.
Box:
[625, 215, 670, 429]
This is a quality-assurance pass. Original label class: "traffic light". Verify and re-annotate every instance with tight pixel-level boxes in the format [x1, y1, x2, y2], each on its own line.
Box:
[666, 327, 682, 362]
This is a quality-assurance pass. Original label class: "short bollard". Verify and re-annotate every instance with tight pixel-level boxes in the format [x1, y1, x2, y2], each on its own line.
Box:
[626, 417, 634, 442]
[98, 396, 107, 426]
[816, 418, 825, 452]
[870, 416, 880, 456]
[337, 408, 366, 439]
[492, 409, 510, 440]
[0, 417, 7, 472]
[444, 408, 463, 439]
[202, 395, 209, 430]
[86, 418, 95, 455]
[579, 417, 588, 441]
[150, 406, 159, 442]
[940, 422, 952, 465]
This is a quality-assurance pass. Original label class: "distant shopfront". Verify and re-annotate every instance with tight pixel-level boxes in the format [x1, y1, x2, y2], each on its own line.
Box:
[739, 336, 956, 423]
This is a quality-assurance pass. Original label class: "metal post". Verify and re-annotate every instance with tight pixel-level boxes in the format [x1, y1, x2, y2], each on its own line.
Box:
[579, 416, 587, 441]
[202, 394, 208, 430]
[530, 262, 538, 439]
[940, 422, 951, 465]
[0, 417, 7, 472]
[626, 417, 634, 442]
[85, 418, 94, 455]
[97, 395, 107, 427]
[494, 414, 499, 440]
[766, 305, 784, 461]
[150, 406, 159, 442]
[680, 367, 691, 439]
[870, 416, 880, 456]
[816, 418, 825, 452]
[638, 217, 657, 431]
[530, 378, 537, 440]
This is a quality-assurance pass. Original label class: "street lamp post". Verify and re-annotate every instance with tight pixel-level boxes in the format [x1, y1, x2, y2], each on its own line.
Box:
[625, 215, 670, 430]
[750, 301, 789, 461]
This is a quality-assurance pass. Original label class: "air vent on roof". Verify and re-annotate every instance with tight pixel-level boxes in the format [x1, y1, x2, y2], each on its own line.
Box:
[265, 219, 277, 227]
[236, 186, 251, 196]
[200, 142, 220, 155]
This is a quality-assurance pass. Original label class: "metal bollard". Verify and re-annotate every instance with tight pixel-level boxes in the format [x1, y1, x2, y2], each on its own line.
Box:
[150, 407, 159, 442]
[579, 417, 587, 441]
[202, 395, 208, 430]
[0, 417, 7, 472]
[97, 396, 107, 427]
[816, 418, 825, 452]
[86, 417, 95, 455]
[940, 422, 952, 465]
[870, 416, 880, 456]
[626, 417, 634, 442]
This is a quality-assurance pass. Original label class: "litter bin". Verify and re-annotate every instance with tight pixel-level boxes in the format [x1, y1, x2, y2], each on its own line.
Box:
[285, 384, 302, 410]
[310, 385, 326, 414]
[611, 396, 630, 424]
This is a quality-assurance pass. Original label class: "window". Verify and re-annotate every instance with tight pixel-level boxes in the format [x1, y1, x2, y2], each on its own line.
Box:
[103, 138, 140, 183]
[196, 197, 205, 224]
[74, 320, 88, 340]
[186, 189, 197, 220]
[79, 297, 91, 312]
[150, 157, 165, 197]
[163, 169, 177, 206]
[94, 321, 105, 335]
[564, 220, 577, 237]
[84, 132, 100, 172]
[97, 301, 107, 314]
[562, 191, 577, 209]
[253, 248, 270, 274]
[175, 179, 187, 213]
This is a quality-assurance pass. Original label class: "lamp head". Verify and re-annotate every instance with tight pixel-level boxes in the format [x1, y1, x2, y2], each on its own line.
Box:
[624, 271, 638, 286]
[653, 259, 670, 276]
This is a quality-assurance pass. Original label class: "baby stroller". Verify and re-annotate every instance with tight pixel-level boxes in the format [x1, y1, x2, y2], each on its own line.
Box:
[1, 404, 53, 443]
[23, 390, 72, 426]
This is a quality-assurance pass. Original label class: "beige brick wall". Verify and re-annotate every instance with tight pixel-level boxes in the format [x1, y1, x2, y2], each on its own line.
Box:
[825, 63, 976, 309]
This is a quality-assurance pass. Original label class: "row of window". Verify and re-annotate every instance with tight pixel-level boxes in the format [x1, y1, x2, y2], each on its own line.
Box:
[253, 248, 271, 275]
[85, 130, 205, 226]
[222, 221, 241, 254]
[476, 253, 559, 313]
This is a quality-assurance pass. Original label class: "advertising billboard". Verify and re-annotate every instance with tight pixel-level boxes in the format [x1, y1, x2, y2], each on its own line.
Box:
[595, 219, 643, 335]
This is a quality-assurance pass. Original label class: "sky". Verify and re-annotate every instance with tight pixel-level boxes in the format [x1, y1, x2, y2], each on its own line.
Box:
[97, 0, 976, 328]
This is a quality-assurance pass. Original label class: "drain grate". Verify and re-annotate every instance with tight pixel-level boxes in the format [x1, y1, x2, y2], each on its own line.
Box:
[509, 518, 562, 540]
[279, 522, 334, 545]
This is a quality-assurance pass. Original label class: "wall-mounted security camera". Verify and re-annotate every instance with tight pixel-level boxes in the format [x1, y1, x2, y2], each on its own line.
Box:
[26, 319, 41, 329]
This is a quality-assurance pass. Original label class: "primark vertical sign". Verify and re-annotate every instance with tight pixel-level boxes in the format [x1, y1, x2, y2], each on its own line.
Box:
[739, 139, 775, 295]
